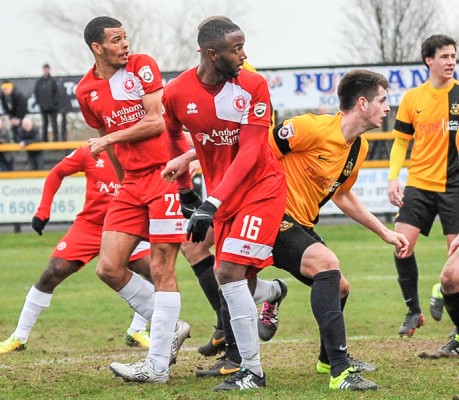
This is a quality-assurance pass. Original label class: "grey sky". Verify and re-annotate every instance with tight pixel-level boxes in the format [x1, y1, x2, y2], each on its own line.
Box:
[1, 0, 457, 78]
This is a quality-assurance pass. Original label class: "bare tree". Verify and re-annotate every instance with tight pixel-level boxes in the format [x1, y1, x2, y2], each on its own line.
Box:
[32, 0, 248, 74]
[338, 0, 448, 64]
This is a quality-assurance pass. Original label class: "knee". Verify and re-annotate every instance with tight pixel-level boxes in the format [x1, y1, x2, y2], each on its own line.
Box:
[180, 241, 211, 266]
[216, 266, 243, 286]
[340, 276, 350, 298]
[96, 258, 119, 285]
[300, 250, 340, 277]
[180, 241, 195, 261]
[36, 259, 79, 292]
[128, 257, 152, 282]
[440, 267, 455, 293]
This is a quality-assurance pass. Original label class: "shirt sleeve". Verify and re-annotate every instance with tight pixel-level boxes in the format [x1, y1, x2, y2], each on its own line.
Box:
[388, 136, 409, 180]
[35, 147, 85, 219]
[269, 114, 313, 158]
[211, 124, 266, 202]
[392, 93, 415, 140]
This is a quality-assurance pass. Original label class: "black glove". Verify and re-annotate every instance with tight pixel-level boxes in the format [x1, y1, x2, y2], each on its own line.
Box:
[186, 200, 217, 243]
[179, 190, 202, 219]
[32, 216, 49, 236]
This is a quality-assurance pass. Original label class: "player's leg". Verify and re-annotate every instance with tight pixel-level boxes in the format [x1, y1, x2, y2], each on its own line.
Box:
[0, 222, 101, 353]
[273, 217, 376, 390]
[125, 245, 153, 348]
[97, 230, 156, 321]
[301, 244, 377, 390]
[211, 197, 284, 391]
[419, 243, 459, 358]
[0, 257, 83, 353]
[394, 187, 439, 336]
[215, 261, 266, 389]
[180, 228, 225, 356]
[430, 191, 459, 326]
[393, 222, 424, 335]
[437, 245, 459, 355]
[255, 276, 288, 342]
[109, 175, 189, 383]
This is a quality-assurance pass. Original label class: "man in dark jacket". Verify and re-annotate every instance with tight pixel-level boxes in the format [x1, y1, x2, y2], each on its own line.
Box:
[1, 81, 28, 143]
[34, 64, 60, 142]
[17, 117, 44, 170]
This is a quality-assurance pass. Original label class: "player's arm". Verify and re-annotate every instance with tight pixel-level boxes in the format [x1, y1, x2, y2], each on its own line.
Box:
[387, 136, 409, 207]
[33, 148, 84, 235]
[211, 124, 265, 203]
[185, 124, 265, 243]
[162, 122, 201, 217]
[161, 149, 197, 184]
[332, 189, 409, 258]
[88, 89, 165, 157]
[96, 128, 124, 183]
[161, 98, 193, 191]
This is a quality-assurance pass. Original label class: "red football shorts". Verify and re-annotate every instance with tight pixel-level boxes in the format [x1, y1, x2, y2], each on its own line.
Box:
[51, 220, 151, 264]
[129, 241, 150, 261]
[104, 168, 187, 243]
[51, 219, 102, 264]
[213, 194, 285, 279]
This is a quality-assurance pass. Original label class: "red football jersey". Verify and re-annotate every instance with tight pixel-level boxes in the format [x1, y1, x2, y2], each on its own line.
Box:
[35, 146, 120, 226]
[163, 67, 284, 216]
[76, 54, 169, 173]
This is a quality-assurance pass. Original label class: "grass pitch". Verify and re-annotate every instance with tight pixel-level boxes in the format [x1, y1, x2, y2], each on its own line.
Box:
[0, 221, 458, 399]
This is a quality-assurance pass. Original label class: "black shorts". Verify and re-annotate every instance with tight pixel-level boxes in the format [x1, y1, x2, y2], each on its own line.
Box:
[272, 214, 325, 286]
[396, 186, 459, 236]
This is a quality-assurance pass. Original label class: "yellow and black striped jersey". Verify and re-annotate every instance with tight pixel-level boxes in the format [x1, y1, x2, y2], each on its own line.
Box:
[393, 79, 459, 191]
[269, 112, 368, 228]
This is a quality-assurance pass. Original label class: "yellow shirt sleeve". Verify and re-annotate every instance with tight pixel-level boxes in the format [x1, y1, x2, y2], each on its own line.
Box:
[388, 137, 409, 181]
[242, 61, 257, 73]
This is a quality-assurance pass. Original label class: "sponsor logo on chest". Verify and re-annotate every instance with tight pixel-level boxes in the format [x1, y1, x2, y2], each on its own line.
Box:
[195, 128, 239, 146]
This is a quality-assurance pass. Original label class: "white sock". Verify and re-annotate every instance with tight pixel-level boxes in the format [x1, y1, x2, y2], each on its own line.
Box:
[221, 280, 262, 376]
[147, 291, 181, 372]
[129, 313, 148, 332]
[252, 278, 281, 305]
[14, 286, 53, 341]
[128, 280, 154, 332]
[118, 272, 155, 320]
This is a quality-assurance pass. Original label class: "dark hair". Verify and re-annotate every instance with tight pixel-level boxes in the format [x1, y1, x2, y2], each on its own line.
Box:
[198, 15, 232, 31]
[197, 19, 240, 51]
[338, 69, 389, 111]
[84, 16, 122, 50]
[421, 34, 457, 68]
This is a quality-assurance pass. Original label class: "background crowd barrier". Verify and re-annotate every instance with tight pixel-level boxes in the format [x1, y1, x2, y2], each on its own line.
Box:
[0, 133, 407, 231]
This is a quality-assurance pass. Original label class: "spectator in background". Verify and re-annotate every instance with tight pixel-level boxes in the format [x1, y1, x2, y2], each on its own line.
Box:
[0, 117, 14, 171]
[0, 81, 28, 143]
[56, 79, 70, 142]
[34, 64, 60, 142]
[17, 117, 44, 170]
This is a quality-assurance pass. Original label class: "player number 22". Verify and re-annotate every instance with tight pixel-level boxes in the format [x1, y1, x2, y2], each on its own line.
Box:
[240, 215, 262, 240]
[165, 193, 181, 216]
